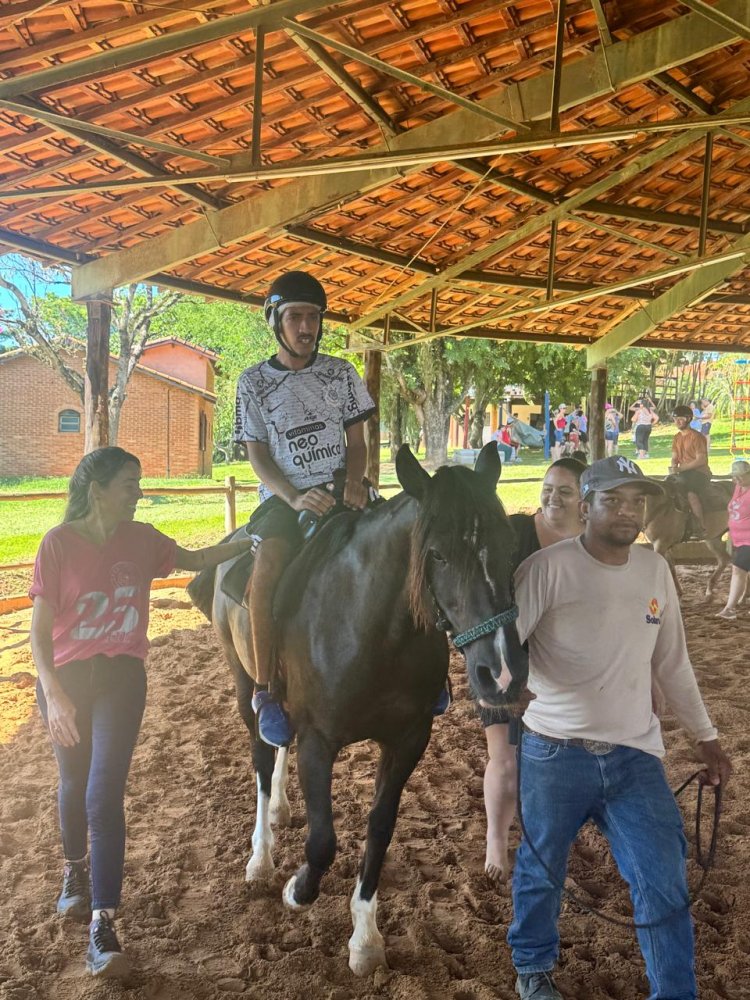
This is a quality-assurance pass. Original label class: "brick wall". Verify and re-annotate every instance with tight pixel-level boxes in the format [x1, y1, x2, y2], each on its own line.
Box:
[0, 352, 214, 479]
[140, 342, 214, 392]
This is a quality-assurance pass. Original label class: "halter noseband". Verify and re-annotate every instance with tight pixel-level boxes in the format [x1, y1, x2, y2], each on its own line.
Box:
[428, 583, 519, 648]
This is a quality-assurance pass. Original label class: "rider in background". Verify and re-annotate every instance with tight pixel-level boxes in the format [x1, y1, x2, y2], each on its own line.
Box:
[717, 458, 750, 620]
[30, 447, 256, 979]
[670, 404, 712, 539]
[234, 271, 376, 748]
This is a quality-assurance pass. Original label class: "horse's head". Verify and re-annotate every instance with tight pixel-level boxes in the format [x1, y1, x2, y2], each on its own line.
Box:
[396, 443, 527, 708]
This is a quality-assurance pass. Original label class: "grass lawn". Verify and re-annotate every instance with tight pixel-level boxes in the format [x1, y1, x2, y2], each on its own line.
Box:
[0, 421, 739, 569]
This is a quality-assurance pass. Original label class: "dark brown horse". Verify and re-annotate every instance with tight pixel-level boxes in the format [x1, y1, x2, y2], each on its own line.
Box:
[188, 443, 526, 975]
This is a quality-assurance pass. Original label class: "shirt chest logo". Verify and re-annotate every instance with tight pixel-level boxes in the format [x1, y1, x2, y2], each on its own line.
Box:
[646, 597, 661, 625]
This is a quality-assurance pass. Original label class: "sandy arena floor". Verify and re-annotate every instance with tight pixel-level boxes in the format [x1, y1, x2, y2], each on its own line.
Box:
[0, 567, 748, 1000]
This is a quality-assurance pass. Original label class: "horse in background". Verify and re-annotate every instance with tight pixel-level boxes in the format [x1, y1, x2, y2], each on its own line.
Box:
[644, 479, 733, 598]
[188, 443, 526, 976]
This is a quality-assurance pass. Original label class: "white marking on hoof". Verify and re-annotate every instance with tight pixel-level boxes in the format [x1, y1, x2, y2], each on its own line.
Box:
[282, 875, 310, 911]
[348, 879, 387, 977]
[245, 851, 274, 882]
[246, 777, 274, 882]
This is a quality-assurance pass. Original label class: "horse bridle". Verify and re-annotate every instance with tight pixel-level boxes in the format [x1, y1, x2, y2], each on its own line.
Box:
[427, 582, 519, 649]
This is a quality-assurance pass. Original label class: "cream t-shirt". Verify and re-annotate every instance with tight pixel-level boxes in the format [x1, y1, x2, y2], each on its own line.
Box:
[516, 537, 717, 757]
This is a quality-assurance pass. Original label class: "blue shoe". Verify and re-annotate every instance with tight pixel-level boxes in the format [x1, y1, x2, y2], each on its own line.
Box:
[252, 690, 294, 747]
[432, 684, 451, 716]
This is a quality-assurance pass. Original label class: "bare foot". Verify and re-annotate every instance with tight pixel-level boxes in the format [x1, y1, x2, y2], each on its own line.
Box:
[485, 838, 509, 884]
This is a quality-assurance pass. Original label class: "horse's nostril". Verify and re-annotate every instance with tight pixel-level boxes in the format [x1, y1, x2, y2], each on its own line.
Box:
[475, 664, 497, 694]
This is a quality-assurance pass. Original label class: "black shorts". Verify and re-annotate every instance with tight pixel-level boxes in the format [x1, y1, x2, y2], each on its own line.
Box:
[675, 470, 711, 498]
[634, 424, 652, 449]
[732, 544, 750, 572]
[245, 495, 303, 550]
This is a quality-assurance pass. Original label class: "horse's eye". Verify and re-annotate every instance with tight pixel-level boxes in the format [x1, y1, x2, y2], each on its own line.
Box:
[429, 549, 447, 566]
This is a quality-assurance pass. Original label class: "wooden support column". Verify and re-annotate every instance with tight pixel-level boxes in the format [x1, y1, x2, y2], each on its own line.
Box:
[364, 349, 381, 488]
[84, 299, 111, 453]
[588, 365, 607, 462]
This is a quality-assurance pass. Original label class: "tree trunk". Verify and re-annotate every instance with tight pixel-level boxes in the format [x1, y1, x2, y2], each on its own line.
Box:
[389, 394, 404, 461]
[469, 393, 488, 449]
[84, 300, 111, 453]
[419, 342, 454, 467]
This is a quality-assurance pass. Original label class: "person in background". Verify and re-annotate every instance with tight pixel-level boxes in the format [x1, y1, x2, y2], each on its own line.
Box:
[30, 447, 257, 979]
[508, 456, 731, 1000]
[573, 407, 588, 450]
[689, 400, 703, 432]
[717, 458, 750, 620]
[604, 403, 622, 457]
[700, 398, 715, 451]
[630, 398, 659, 459]
[481, 458, 585, 884]
[670, 404, 712, 539]
[552, 405, 568, 460]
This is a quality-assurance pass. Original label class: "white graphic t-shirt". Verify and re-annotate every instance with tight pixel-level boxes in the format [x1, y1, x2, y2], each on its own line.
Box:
[234, 354, 375, 502]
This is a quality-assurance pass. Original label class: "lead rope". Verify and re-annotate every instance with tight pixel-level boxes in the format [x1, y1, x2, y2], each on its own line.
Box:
[513, 724, 723, 931]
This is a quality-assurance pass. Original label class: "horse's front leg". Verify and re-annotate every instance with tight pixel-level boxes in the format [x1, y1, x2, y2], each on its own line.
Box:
[245, 735, 276, 881]
[704, 537, 730, 599]
[270, 746, 292, 827]
[349, 719, 432, 977]
[283, 729, 337, 909]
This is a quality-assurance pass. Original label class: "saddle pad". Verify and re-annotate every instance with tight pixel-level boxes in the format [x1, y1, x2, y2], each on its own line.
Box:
[220, 550, 256, 607]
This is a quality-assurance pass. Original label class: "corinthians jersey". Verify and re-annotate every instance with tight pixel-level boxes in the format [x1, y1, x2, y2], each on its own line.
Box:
[234, 354, 375, 502]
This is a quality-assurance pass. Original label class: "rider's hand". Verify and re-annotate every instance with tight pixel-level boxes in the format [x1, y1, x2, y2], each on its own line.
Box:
[343, 478, 368, 510]
[289, 488, 335, 518]
[695, 738, 732, 786]
[44, 684, 80, 747]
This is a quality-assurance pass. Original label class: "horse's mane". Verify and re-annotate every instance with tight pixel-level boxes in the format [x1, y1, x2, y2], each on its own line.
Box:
[408, 465, 512, 631]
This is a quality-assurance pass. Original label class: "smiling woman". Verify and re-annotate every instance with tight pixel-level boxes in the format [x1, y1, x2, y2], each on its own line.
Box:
[28, 446, 257, 981]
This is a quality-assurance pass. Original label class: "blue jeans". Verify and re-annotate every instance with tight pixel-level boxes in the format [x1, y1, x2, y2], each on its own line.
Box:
[508, 734, 695, 1000]
[37, 655, 146, 910]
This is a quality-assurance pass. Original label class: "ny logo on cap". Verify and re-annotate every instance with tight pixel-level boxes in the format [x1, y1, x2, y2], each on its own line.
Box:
[616, 457, 638, 475]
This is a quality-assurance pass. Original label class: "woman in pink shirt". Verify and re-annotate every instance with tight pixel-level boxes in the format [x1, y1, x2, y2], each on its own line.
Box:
[30, 447, 254, 979]
[717, 459, 750, 619]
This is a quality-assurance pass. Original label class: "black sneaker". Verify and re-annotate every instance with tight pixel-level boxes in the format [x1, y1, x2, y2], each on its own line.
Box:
[56, 860, 91, 922]
[86, 913, 130, 979]
[516, 972, 563, 999]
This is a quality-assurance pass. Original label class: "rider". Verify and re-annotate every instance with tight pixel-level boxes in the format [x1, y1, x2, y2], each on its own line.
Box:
[670, 404, 712, 539]
[234, 271, 376, 748]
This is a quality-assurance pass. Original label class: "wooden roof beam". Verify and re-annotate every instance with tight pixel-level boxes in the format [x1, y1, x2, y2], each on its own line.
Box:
[72, 0, 750, 299]
[586, 231, 750, 367]
[284, 24, 399, 138]
[280, 17, 530, 134]
[0, 0, 340, 102]
[678, 0, 750, 42]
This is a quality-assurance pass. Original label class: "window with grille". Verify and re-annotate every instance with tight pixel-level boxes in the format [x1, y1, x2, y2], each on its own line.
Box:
[58, 409, 81, 433]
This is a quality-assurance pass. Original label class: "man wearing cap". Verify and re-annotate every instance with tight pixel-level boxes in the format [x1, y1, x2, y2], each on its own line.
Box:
[234, 271, 376, 746]
[670, 405, 712, 539]
[508, 456, 731, 1000]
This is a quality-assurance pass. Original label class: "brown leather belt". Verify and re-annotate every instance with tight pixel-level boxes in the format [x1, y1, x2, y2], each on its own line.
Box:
[524, 727, 616, 756]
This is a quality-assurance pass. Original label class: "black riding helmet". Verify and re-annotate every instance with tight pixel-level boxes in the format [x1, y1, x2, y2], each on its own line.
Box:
[672, 405, 694, 420]
[264, 271, 327, 359]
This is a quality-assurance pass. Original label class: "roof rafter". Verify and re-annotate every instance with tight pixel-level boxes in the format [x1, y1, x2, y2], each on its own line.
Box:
[586, 231, 750, 366]
[71, 0, 750, 300]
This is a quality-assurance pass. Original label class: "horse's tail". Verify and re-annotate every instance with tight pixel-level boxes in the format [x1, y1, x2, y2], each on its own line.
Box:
[186, 567, 217, 621]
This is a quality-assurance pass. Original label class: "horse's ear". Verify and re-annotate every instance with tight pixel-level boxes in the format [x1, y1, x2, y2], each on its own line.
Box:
[396, 445, 431, 500]
[474, 441, 502, 493]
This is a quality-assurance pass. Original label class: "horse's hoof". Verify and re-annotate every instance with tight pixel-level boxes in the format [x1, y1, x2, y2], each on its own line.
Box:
[270, 800, 292, 827]
[348, 945, 388, 977]
[245, 853, 274, 883]
[282, 876, 311, 911]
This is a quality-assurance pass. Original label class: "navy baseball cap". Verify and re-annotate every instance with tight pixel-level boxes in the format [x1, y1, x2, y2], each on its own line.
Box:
[580, 456, 663, 499]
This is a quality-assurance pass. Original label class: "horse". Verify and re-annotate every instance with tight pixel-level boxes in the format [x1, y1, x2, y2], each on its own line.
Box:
[187, 442, 526, 976]
[644, 478, 732, 599]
